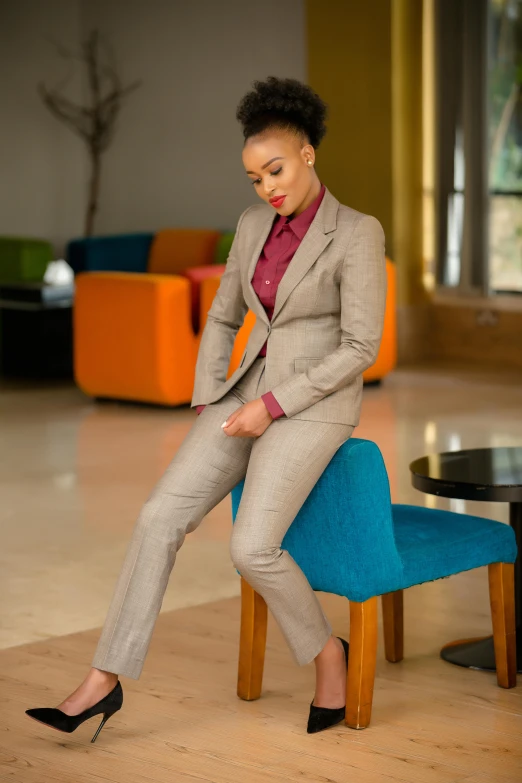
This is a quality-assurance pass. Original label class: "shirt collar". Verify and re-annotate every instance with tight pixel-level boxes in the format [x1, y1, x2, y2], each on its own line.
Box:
[272, 183, 326, 240]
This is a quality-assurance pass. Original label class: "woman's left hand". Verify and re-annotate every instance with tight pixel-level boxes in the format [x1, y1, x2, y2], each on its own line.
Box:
[222, 398, 273, 437]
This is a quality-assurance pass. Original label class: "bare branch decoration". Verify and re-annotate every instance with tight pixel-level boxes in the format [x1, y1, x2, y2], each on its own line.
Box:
[38, 29, 141, 236]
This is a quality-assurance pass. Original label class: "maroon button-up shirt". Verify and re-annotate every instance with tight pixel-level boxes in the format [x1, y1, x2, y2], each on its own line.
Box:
[197, 183, 326, 418]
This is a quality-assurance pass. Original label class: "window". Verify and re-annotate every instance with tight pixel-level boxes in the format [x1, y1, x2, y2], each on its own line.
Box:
[434, 0, 522, 296]
[488, 0, 522, 293]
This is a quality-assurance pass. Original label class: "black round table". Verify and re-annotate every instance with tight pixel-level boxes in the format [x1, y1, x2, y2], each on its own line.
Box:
[409, 447, 522, 674]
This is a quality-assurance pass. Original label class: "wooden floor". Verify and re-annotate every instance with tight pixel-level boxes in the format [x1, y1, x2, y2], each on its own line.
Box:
[3, 571, 521, 783]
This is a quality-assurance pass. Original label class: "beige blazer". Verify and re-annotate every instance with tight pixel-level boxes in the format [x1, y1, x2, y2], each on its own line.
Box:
[190, 185, 387, 426]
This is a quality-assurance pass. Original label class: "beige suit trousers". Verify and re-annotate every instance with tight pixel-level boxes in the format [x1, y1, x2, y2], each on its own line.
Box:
[92, 356, 354, 679]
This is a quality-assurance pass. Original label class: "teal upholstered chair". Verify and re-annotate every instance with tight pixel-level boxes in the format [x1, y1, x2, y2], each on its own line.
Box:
[230, 438, 517, 729]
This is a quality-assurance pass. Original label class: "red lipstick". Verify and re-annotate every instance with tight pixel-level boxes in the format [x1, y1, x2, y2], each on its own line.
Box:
[269, 195, 286, 208]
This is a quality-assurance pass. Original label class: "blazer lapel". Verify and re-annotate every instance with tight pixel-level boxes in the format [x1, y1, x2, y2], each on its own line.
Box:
[243, 211, 274, 325]
[242, 186, 339, 325]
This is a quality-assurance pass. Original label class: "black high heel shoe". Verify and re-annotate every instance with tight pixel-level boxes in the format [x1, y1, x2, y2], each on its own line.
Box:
[307, 637, 349, 734]
[25, 680, 123, 743]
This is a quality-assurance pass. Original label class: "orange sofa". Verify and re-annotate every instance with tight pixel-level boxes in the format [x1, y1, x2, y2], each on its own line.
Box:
[74, 228, 397, 406]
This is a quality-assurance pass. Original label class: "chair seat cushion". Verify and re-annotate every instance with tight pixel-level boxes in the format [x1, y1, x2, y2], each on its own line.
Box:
[230, 439, 517, 601]
[393, 504, 517, 589]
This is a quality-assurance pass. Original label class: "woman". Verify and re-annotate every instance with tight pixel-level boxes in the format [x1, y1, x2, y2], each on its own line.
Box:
[25, 76, 386, 740]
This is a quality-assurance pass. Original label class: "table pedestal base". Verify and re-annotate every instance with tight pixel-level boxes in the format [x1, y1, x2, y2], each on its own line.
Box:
[440, 627, 522, 673]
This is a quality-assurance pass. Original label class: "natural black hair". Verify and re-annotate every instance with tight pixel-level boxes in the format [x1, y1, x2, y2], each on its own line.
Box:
[236, 76, 328, 149]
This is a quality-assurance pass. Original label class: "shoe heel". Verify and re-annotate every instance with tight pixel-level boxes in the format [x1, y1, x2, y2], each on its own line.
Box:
[91, 710, 116, 743]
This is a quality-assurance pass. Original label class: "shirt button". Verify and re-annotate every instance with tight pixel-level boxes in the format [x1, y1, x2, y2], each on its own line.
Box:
[265, 280, 270, 284]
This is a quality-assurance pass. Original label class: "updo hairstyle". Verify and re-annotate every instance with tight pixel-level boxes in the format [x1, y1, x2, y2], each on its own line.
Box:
[236, 76, 328, 149]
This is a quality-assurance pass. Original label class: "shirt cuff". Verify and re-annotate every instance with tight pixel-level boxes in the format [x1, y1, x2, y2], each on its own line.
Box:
[196, 405, 206, 415]
[261, 391, 286, 419]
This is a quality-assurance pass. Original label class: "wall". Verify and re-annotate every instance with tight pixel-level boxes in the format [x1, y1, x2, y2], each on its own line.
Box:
[81, 0, 307, 235]
[307, 0, 431, 365]
[306, 0, 393, 255]
[428, 300, 522, 370]
[0, 0, 86, 252]
[0, 0, 306, 252]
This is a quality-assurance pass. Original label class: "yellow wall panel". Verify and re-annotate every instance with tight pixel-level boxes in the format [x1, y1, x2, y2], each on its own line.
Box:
[306, 0, 393, 252]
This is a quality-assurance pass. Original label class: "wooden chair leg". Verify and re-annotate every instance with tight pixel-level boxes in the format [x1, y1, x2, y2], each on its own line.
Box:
[381, 590, 404, 663]
[237, 576, 267, 700]
[488, 562, 517, 688]
[346, 596, 378, 729]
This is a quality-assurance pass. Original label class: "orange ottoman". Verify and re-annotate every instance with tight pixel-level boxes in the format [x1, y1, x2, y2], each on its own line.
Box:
[74, 272, 198, 406]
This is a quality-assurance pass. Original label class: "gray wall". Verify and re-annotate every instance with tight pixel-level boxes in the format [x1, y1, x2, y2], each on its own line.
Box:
[0, 0, 306, 253]
[0, 0, 86, 251]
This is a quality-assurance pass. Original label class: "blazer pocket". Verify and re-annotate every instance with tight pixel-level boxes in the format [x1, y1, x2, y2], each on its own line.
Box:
[239, 348, 248, 367]
[294, 357, 324, 372]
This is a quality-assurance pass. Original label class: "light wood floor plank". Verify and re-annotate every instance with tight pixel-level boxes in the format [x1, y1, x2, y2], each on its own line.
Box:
[2, 590, 521, 783]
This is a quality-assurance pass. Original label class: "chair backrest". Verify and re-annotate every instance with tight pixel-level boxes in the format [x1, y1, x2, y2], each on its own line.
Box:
[66, 233, 153, 274]
[214, 232, 235, 265]
[0, 237, 53, 282]
[231, 438, 404, 602]
[147, 229, 221, 275]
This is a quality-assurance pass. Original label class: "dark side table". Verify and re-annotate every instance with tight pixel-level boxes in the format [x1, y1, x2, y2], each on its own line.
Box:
[410, 447, 522, 673]
[0, 281, 74, 378]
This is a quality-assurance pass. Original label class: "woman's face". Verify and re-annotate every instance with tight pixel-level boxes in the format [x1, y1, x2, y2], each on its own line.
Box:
[242, 132, 317, 218]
